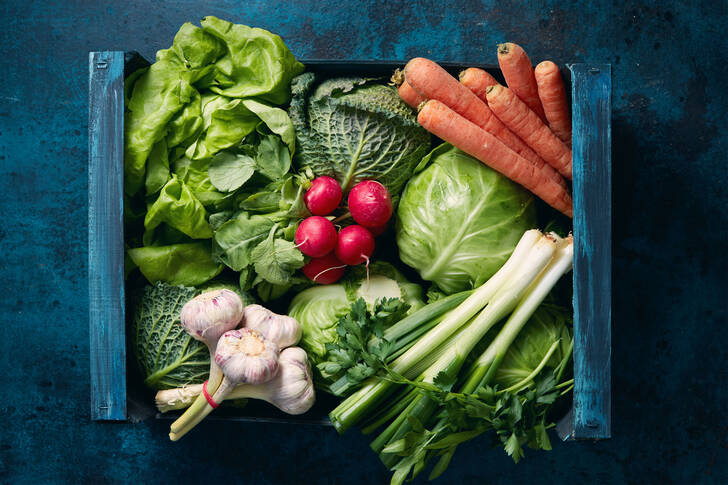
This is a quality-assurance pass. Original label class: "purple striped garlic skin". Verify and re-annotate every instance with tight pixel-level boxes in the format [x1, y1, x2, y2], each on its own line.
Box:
[215, 328, 280, 385]
[242, 304, 302, 349]
[179, 289, 244, 344]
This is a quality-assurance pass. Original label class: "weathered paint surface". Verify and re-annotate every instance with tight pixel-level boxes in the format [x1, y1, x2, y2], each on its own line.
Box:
[0, 1, 726, 483]
[88, 51, 126, 421]
[570, 64, 611, 440]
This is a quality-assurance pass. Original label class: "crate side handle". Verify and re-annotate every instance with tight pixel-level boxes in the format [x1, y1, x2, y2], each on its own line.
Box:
[558, 63, 612, 440]
[88, 51, 127, 421]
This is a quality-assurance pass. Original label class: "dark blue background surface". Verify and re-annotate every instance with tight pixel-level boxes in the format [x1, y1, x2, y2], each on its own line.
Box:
[1, 1, 726, 483]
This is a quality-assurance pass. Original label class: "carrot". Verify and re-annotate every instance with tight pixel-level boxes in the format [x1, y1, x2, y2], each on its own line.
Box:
[391, 69, 425, 108]
[486, 84, 572, 180]
[458, 66, 567, 189]
[404, 57, 565, 187]
[458, 67, 500, 99]
[418, 99, 572, 217]
[398, 80, 425, 109]
[497, 43, 546, 122]
[535, 61, 572, 147]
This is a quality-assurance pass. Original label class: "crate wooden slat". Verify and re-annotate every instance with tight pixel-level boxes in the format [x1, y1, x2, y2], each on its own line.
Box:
[88, 51, 127, 421]
[559, 63, 612, 440]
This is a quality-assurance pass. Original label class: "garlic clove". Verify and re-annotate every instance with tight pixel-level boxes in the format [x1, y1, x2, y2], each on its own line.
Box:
[215, 328, 279, 385]
[242, 304, 302, 349]
[180, 289, 244, 345]
[270, 347, 315, 415]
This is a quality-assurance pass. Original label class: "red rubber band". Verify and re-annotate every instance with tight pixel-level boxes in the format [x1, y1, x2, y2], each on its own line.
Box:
[202, 380, 219, 409]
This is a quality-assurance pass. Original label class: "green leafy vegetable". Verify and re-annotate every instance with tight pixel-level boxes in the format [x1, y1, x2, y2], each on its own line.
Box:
[255, 134, 291, 181]
[171, 156, 232, 209]
[208, 152, 256, 192]
[145, 139, 171, 195]
[288, 262, 425, 390]
[396, 143, 537, 294]
[144, 176, 212, 239]
[250, 225, 305, 285]
[318, 298, 409, 388]
[495, 303, 572, 389]
[124, 18, 305, 297]
[212, 212, 275, 271]
[185, 95, 260, 160]
[131, 282, 209, 389]
[125, 70, 198, 195]
[127, 242, 223, 286]
[241, 99, 296, 154]
[289, 73, 431, 195]
[200, 16, 304, 103]
[124, 16, 302, 196]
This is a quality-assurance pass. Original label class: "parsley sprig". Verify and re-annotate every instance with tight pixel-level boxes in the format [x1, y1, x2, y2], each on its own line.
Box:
[317, 297, 410, 393]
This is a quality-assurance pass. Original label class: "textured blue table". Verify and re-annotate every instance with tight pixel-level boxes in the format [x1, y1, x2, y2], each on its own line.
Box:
[1, 1, 726, 483]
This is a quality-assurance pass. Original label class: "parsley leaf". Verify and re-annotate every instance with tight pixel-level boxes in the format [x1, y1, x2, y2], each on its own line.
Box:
[317, 297, 410, 395]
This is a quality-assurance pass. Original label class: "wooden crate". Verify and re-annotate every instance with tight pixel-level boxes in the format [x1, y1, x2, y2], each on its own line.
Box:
[88, 51, 611, 440]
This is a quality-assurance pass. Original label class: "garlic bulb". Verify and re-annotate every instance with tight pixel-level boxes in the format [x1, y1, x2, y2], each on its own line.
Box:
[169, 328, 282, 441]
[171, 289, 244, 437]
[242, 304, 302, 349]
[257, 346, 315, 415]
[156, 346, 315, 416]
[215, 328, 280, 385]
[179, 289, 244, 343]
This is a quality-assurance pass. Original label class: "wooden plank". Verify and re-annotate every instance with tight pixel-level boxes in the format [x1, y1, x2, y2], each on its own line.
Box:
[568, 63, 612, 439]
[88, 51, 127, 421]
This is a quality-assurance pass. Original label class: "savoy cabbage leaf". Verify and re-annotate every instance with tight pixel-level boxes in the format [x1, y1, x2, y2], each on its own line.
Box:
[131, 282, 209, 390]
[289, 73, 431, 196]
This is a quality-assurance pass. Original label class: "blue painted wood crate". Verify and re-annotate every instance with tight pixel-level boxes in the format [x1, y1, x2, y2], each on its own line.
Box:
[88, 51, 611, 440]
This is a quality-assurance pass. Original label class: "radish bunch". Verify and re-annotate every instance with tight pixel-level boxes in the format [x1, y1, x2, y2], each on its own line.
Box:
[295, 177, 393, 284]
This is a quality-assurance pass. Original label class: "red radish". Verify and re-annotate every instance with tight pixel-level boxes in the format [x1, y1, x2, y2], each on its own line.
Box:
[304, 176, 342, 216]
[295, 216, 337, 258]
[302, 253, 347, 284]
[347, 180, 393, 228]
[335, 225, 375, 265]
[368, 224, 388, 237]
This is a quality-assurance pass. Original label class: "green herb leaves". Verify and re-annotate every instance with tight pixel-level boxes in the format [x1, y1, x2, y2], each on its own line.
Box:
[317, 297, 410, 393]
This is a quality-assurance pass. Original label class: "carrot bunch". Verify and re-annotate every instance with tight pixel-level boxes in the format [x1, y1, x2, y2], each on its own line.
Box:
[393, 43, 573, 217]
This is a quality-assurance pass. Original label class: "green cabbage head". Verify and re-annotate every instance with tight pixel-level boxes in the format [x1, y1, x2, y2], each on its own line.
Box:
[396, 143, 536, 294]
[495, 303, 573, 389]
[287, 262, 424, 388]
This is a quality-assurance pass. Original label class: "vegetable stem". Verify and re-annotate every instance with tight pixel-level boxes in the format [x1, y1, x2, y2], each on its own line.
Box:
[169, 350, 223, 434]
[361, 388, 418, 435]
[329, 230, 546, 433]
[466, 235, 574, 391]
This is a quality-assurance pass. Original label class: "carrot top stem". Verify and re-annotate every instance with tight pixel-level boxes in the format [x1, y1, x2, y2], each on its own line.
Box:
[391, 68, 405, 87]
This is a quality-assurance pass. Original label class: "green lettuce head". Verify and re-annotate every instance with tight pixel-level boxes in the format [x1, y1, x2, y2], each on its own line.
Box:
[396, 143, 537, 294]
[287, 262, 424, 389]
